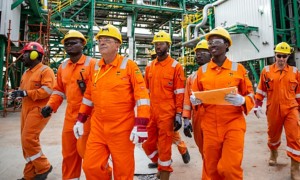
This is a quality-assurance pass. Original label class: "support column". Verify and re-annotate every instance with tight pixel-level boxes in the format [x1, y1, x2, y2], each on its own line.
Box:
[0, 37, 6, 110]
[127, 15, 136, 60]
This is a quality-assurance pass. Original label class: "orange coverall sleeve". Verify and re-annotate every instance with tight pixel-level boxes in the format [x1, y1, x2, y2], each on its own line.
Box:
[47, 65, 64, 112]
[238, 64, 254, 115]
[174, 64, 186, 113]
[254, 68, 267, 102]
[128, 60, 150, 118]
[296, 71, 300, 105]
[78, 61, 95, 116]
[26, 67, 55, 101]
[182, 75, 192, 119]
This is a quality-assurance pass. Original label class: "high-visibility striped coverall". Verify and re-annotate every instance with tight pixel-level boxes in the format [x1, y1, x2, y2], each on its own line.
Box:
[183, 72, 205, 154]
[255, 64, 300, 162]
[183, 72, 207, 179]
[79, 54, 150, 180]
[19, 62, 55, 179]
[142, 55, 185, 172]
[192, 59, 254, 179]
[46, 55, 95, 179]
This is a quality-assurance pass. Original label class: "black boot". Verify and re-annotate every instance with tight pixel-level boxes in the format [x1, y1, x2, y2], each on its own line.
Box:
[181, 149, 190, 164]
[34, 165, 52, 180]
[148, 162, 158, 168]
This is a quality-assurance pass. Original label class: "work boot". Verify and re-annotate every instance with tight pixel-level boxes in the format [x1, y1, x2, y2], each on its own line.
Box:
[268, 150, 278, 166]
[291, 158, 300, 180]
[148, 162, 158, 168]
[34, 165, 52, 180]
[157, 171, 160, 179]
[182, 149, 190, 164]
[160, 171, 170, 180]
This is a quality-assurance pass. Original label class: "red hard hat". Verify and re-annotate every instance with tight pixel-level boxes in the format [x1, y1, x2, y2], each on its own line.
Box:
[22, 42, 44, 55]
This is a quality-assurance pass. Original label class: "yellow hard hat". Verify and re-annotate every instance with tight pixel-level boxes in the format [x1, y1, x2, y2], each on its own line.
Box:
[150, 49, 156, 55]
[194, 39, 209, 52]
[152, 30, 172, 44]
[95, 24, 122, 44]
[205, 26, 232, 46]
[61, 30, 87, 45]
[274, 42, 292, 54]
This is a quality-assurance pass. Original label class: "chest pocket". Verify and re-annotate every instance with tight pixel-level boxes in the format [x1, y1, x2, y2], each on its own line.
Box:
[163, 73, 174, 90]
[289, 79, 298, 92]
[29, 65, 48, 90]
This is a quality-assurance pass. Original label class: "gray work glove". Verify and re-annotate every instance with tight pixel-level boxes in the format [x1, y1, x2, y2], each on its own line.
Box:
[183, 118, 193, 138]
[225, 93, 245, 106]
[190, 93, 202, 105]
[174, 113, 182, 131]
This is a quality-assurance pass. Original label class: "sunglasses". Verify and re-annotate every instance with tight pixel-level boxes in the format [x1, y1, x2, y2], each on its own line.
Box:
[208, 39, 225, 46]
[197, 52, 211, 56]
[64, 41, 81, 47]
[276, 54, 288, 59]
[98, 37, 116, 43]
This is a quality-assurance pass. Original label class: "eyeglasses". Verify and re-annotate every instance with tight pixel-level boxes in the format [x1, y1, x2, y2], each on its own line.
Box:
[276, 54, 288, 59]
[208, 39, 225, 46]
[197, 52, 211, 56]
[98, 37, 115, 43]
[64, 41, 80, 47]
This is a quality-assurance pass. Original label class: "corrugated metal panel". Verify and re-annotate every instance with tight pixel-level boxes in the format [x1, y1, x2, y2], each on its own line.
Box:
[214, 0, 274, 62]
[0, 0, 21, 47]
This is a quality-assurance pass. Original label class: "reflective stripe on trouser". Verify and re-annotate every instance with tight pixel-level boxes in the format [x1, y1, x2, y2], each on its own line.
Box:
[267, 104, 300, 161]
[142, 110, 174, 172]
[202, 116, 246, 180]
[21, 107, 51, 179]
[173, 131, 187, 155]
[83, 117, 135, 180]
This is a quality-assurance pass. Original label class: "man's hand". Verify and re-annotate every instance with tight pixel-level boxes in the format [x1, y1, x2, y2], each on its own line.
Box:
[130, 117, 149, 144]
[73, 121, 84, 139]
[190, 92, 202, 105]
[41, 106, 53, 118]
[11, 90, 27, 99]
[225, 93, 245, 106]
[254, 100, 263, 118]
[174, 113, 182, 131]
[183, 118, 193, 138]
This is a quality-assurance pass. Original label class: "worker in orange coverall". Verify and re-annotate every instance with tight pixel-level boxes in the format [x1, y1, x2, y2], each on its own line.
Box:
[254, 42, 300, 179]
[41, 30, 97, 179]
[191, 27, 254, 179]
[147, 49, 190, 169]
[183, 39, 211, 154]
[142, 30, 186, 179]
[13, 42, 55, 180]
[72, 24, 150, 180]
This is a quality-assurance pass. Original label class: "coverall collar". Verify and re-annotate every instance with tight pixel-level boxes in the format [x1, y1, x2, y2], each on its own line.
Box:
[272, 63, 289, 72]
[99, 54, 120, 67]
[28, 62, 43, 72]
[153, 55, 172, 67]
[68, 54, 85, 65]
[210, 58, 231, 70]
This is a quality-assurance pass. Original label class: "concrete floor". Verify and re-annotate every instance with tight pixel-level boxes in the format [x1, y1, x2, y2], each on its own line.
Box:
[0, 101, 292, 180]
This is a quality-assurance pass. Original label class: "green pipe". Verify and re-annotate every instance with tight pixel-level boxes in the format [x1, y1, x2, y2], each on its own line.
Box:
[0, 37, 6, 110]
[248, 61, 259, 83]
[293, 0, 300, 47]
[271, 0, 277, 45]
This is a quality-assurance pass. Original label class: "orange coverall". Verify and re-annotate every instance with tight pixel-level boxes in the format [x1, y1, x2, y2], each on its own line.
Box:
[19, 62, 55, 179]
[142, 55, 185, 172]
[46, 55, 95, 179]
[183, 72, 205, 154]
[255, 64, 300, 162]
[192, 59, 254, 179]
[79, 54, 150, 180]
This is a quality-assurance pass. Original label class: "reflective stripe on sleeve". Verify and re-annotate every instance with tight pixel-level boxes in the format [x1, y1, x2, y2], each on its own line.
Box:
[136, 99, 150, 106]
[269, 140, 281, 146]
[256, 88, 266, 97]
[171, 60, 178, 68]
[265, 66, 270, 72]
[202, 63, 208, 73]
[82, 97, 93, 107]
[120, 57, 129, 69]
[183, 105, 191, 111]
[52, 90, 65, 98]
[41, 86, 53, 95]
[174, 88, 185, 94]
[231, 62, 238, 71]
[296, 94, 300, 98]
[148, 150, 158, 159]
[84, 56, 92, 66]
